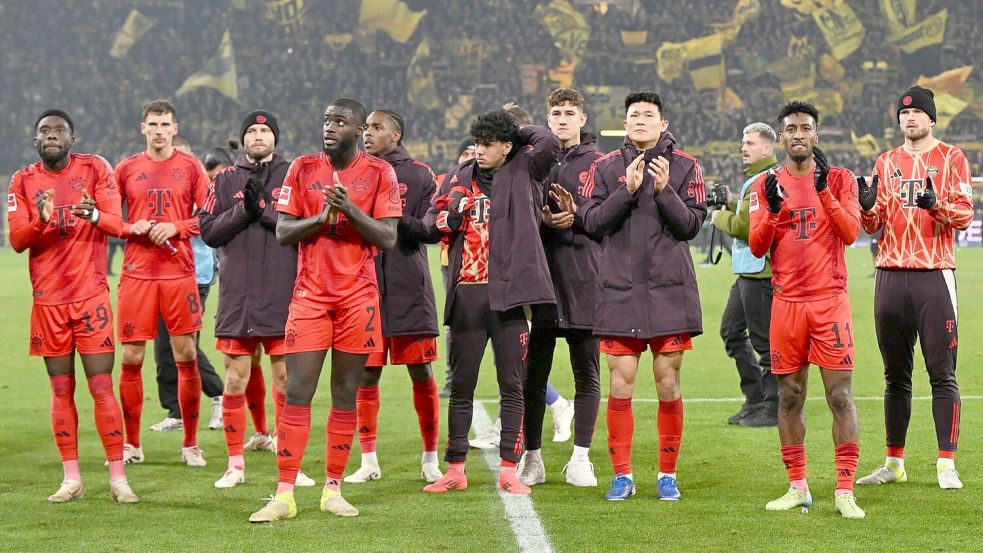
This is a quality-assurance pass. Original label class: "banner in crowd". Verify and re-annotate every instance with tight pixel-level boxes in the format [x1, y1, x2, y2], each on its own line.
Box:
[444, 95, 473, 131]
[888, 8, 946, 54]
[406, 38, 440, 111]
[812, 1, 866, 60]
[583, 85, 631, 132]
[175, 30, 239, 102]
[933, 93, 968, 135]
[851, 132, 880, 157]
[357, 0, 426, 43]
[536, 0, 590, 85]
[110, 9, 156, 59]
[916, 66, 972, 96]
[880, 0, 916, 34]
[656, 32, 725, 84]
[620, 30, 647, 46]
[712, 0, 761, 39]
[265, 0, 305, 36]
[449, 39, 487, 86]
[520, 64, 545, 95]
[780, 0, 836, 15]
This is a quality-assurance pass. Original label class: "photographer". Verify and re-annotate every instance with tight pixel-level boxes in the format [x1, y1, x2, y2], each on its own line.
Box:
[710, 123, 779, 428]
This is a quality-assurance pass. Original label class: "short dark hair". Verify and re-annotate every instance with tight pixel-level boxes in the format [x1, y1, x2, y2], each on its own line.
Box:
[624, 91, 665, 116]
[777, 101, 820, 127]
[548, 88, 584, 110]
[329, 98, 368, 125]
[377, 109, 405, 144]
[505, 104, 534, 126]
[470, 109, 520, 146]
[143, 99, 177, 121]
[35, 109, 74, 134]
[204, 143, 237, 172]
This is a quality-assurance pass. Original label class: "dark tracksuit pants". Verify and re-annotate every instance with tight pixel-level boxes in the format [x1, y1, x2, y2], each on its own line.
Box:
[875, 269, 960, 452]
[154, 284, 223, 418]
[523, 326, 600, 450]
[446, 283, 527, 464]
[720, 276, 777, 407]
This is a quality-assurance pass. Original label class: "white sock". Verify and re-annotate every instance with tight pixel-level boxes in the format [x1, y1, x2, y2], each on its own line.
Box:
[549, 397, 570, 415]
[937, 458, 955, 471]
[570, 446, 590, 462]
[658, 472, 676, 480]
[525, 449, 542, 462]
[422, 451, 438, 464]
[361, 452, 379, 466]
[886, 456, 904, 468]
[622, 472, 634, 481]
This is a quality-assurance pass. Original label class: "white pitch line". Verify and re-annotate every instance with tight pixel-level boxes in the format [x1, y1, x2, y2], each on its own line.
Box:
[477, 395, 983, 404]
[471, 403, 554, 553]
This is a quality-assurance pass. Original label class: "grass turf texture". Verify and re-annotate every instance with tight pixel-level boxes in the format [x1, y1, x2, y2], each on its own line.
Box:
[1, 245, 981, 552]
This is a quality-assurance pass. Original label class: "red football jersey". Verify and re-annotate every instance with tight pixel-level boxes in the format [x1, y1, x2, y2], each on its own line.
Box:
[748, 165, 860, 302]
[276, 151, 402, 308]
[458, 184, 491, 284]
[7, 154, 123, 305]
[115, 150, 209, 280]
[860, 140, 973, 269]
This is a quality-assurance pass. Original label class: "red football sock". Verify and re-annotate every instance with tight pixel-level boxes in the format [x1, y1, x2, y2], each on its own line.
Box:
[834, 442, 859, 494]
[245, 365, 268, 435]
[412, 377, 440, 452]
[176, 360, 202, 448]
[222, 393, 247, 458]
[87, 373, 124, 463]
[272, 386, 286, 429]
[49, 375, 79, 463]
[886, 445, 905, 459]
[447, 461, 466, 475]
[355, 385, 380, 454]
[276, 403, 312, 490]
[657, 397, 683, 474]
[325, 408, 357, 488]
[781, 444, 808, 487]
[118, 363, 143, 448]
[607, 396, 634, 475]
[938, 450, 955, 460]
[501, 459, 517, 470]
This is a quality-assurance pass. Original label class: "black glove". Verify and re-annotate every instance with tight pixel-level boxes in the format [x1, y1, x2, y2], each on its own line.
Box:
[243, 178, 264, 218]
[813, 146, 829, 193]
[444, 186, 474, 230]
[857, 175, 878, 212]
[764, 171, 784, 214]
[915, 176, 938, 210]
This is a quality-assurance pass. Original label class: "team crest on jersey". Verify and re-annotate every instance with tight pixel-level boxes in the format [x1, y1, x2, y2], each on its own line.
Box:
[7, 193, 17, 212]
[749, 191, 760, 212]
[285, 329, 296, 347]
[351, 177, 371, 194]
[69, 177, 86, 192]
[31, 333, 43, 352]
[122, 322, 135, 339]
[170, 168, 187, 181]
[770, 350, 782, 371]
[579, 171, 589, 184]
[927, 166, 939, 177]
[278, 185, 292, 205]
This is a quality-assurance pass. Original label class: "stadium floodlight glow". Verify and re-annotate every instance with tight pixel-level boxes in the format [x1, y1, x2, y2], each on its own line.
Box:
[600, 129, 628, 137]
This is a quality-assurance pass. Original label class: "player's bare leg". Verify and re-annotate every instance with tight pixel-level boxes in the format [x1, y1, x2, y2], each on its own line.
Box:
[171, 333, 204, 465]
[652, 352, 684, 500]
[821, 368, 863, 519]
[119, 343, 148, 464]
[767, 368, 813, 512]
[322, 351, 367, 516]
[605, 354, 639, 500]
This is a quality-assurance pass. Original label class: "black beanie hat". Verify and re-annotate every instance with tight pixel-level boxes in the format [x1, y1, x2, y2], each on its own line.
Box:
[240, 110, 279, 146]
[897, 86, 936, 123]
[457, 138, 476, 156]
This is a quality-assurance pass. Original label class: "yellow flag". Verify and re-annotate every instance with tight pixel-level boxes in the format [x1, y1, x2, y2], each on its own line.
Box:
[781, 0, 836, 15]
[851, 132, 880, 157]
[620, 30, 648, 46]
[881, 0, 916, 34]
[406, 38, 440, 111]
[691, 57, 725, 91]
[176, 30, 239, 102]
[934, 93, 968, 135]
[813, 1, 866, 60]
[110, 9, 156, 59]
[444, 95, 474, 130]
[719, 87, 745, 111]
[889, 9, 947, 54]
[266, 0, 306, 35]
[357, 0, 426, 44]
[916, 66, 973, 96]
[536, 0, 590, 63]
[657, 32, 725, 83]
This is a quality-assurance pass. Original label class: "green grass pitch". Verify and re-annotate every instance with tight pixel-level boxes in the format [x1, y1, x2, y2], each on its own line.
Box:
[1, 245, 981, 552]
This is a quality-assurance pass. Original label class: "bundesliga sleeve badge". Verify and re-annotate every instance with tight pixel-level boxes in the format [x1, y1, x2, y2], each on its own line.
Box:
[749, 191, 760, 213]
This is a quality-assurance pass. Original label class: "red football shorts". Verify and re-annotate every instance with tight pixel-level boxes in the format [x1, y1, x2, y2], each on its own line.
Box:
[770, 293, 855, 375]
[30, 293, 115, 357]
[600, 334, 693, 355]
[116, 275, 203, 342]
[216, 336, 286, 357]
[283, 299, 384, 355]
[366, 335, 438, 367]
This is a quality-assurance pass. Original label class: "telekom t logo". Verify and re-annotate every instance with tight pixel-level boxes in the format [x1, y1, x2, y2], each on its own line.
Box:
[789, 207, 817, 240]
[148, 189, 173, 217]
[899, 179, 922, 208]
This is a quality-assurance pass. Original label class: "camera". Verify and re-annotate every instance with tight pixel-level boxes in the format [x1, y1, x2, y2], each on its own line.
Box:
[706, 183, 731, 209]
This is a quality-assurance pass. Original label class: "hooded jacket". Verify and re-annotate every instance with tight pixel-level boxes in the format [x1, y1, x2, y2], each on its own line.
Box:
[199, 153, 296, 338]
[581, 133, 707, 339]
[535, 133, 603, 330]
[374, 145, 440, 337]
[424, 125, 559, 321]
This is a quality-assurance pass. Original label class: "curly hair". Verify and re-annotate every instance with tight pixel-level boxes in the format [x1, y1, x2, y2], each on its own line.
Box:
[777, 101, 820, 127]
[469, 109, 519, 146]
